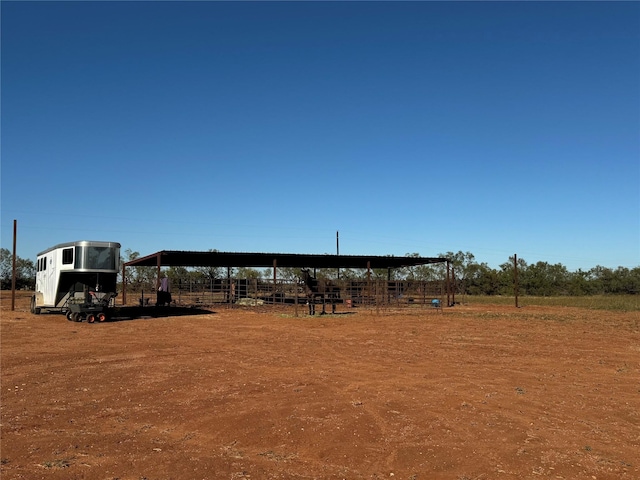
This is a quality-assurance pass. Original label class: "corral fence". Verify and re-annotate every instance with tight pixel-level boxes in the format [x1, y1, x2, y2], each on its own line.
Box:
[128, 278, 445, 311]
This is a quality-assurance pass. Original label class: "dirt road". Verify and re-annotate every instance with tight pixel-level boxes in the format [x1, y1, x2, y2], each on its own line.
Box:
[2, 291, 638, 479]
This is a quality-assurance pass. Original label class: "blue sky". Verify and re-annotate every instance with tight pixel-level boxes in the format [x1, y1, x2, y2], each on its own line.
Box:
[2, 1, 638, 271]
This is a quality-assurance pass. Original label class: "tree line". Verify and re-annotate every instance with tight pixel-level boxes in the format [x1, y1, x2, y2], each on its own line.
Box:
[2, 247, 638, 296]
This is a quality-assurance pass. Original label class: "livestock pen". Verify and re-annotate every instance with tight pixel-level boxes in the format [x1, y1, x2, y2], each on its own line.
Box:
[122, 250, 451, 312]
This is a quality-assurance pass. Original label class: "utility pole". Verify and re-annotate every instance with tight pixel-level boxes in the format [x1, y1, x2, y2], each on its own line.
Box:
[514, 254, 519, 308]
[446, 260, 451, 307]
[11, 220, 17, 311]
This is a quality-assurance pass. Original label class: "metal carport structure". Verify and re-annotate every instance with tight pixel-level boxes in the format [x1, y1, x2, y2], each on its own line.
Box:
[122, 251, 452, 305]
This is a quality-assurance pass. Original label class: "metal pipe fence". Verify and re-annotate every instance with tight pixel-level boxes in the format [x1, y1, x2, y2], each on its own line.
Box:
[126, 278, 445, 311]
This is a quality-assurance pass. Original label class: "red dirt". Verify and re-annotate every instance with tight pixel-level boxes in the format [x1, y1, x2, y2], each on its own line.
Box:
[2, 291, 638, 479]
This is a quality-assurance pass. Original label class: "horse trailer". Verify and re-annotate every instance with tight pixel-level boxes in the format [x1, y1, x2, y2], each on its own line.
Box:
[31, 241, 120, 321]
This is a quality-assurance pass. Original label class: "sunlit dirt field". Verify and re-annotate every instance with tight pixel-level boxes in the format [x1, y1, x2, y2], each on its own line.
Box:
[2, 291, 638, 479]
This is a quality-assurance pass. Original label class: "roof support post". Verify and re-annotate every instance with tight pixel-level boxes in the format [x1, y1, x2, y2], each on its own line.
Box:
[452, 264, 456, 306]
[336, 230, 340, 280]
[367, 261, 372, 307]
[122, 261, 127, 305]
[273, 258, 278, 305]
[273, 259, 277, 305]
[156, 253, 162, 291]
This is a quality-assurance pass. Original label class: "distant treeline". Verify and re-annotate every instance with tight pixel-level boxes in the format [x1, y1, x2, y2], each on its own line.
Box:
[400, 251, 640, 296]
[444, 255, 639, 296]
[2, 248, 638, 296]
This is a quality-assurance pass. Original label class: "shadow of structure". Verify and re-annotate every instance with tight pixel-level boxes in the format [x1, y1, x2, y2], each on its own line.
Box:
[108, 306, 215, 322]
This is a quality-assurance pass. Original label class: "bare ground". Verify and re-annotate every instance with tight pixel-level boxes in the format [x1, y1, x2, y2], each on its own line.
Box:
[1, 291, 638, 479]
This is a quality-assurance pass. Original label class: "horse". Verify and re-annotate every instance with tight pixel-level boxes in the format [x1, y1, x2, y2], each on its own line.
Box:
[300, 268, 340, 315]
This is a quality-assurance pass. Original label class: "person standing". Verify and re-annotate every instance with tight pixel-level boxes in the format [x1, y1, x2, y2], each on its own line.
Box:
[157, 274, 171, 306]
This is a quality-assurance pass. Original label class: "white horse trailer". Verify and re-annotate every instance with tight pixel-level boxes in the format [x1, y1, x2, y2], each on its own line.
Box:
[31, 241, 120, 320]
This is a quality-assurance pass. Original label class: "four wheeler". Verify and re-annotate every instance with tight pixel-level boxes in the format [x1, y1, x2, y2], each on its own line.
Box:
[65, 292, 116, 323]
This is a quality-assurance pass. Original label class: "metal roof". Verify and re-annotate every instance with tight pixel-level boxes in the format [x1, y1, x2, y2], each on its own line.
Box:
[123, 251, 447, 270]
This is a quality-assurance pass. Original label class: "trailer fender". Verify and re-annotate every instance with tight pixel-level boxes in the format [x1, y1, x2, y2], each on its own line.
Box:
[30, 293, 43, 314]
[34, 291, 44, 306]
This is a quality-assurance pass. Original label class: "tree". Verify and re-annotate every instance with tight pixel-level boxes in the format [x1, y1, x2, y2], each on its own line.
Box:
[567, 269, 594, 296]
[466, 262, 501, 295]
[497, 256, 527, 296]
[589, 266, 640, 294]
[317, 268, 341, 281]
[0, 248, 12, 287]
[0, 248, 35, 290]
[402, 253, 444, 282]
[440, 251, 478, 295]
[167, 266, 192, 286]
[621, 267, 640, 294]
[263, 266, 299, 282]
[235, 267, 262, 279]
[520, 261, 570, 296]
[123, 249, 156, 291]
[193, 249, 224, 282]
[334, 268, 361, 281]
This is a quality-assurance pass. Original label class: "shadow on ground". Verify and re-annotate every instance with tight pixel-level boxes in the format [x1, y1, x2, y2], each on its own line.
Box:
[109, 305, 215, 321]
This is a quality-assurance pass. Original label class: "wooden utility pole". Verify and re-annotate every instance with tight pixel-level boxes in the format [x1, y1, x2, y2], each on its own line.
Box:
[514, 254, 519, 308]
[11, 220, 17, 311]
[446, 260, 451, 307]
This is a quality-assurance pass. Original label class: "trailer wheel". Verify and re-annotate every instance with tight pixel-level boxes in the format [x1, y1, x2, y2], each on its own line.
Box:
[66, 311, 74, 321]
[86, 314, 96, 323]
[97, 312, 107, 322]
[72, 312, 82, 322]
[30, 296, 41, 314]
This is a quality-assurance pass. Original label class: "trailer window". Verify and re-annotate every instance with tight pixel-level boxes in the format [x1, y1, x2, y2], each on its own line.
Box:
[37, 256, 49, 271]
[62, 248, 73, 265]
[75, 246, 116, 270]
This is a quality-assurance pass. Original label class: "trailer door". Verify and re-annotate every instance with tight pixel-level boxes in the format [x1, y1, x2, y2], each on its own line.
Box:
[44, 254, 57, 306]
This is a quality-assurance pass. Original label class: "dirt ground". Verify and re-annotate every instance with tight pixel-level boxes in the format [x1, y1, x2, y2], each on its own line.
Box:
[1, 291, 638, 480]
